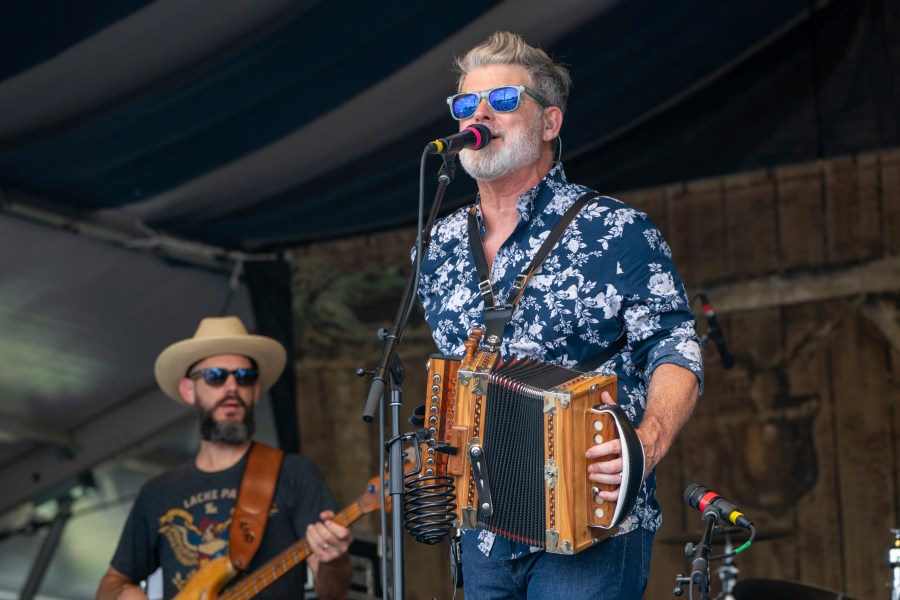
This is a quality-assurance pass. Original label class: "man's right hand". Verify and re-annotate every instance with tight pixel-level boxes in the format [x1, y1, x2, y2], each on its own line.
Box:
[96, 566, 148, 600]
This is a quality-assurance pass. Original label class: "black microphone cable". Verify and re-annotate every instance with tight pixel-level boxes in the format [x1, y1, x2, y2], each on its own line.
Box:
[709, 523, 756, 560]
[694, 293, 735, 369]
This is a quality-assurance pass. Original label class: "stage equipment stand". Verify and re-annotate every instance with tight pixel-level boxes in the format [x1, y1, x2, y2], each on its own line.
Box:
[361, 154, 457, 600]
[713, 531, 738, 600]
[21, 496, 73, 600]
[674, 507, 718, 600]
[889, 528, 900, 600]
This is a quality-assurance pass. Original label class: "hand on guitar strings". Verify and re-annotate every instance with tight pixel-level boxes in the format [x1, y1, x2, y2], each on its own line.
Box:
[306, 510, 353, 562]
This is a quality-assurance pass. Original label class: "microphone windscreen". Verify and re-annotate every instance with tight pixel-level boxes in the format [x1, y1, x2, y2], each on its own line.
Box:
[683, 483, 707, 508]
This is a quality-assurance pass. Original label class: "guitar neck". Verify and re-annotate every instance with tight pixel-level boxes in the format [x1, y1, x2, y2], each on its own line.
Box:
[219, 502, 364, 600]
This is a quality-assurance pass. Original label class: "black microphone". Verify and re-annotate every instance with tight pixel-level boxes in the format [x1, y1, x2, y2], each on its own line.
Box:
[697, 293, 734, 369]
[683, 483, 753, 530]
[427, 124, 492, 155]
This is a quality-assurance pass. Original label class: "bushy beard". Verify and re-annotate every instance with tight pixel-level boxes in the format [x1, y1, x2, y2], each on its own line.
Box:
[459, 115, 543, 182]
[197, 395, 255, 444]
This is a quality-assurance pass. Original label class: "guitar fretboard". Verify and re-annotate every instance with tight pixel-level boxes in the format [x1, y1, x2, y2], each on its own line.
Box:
[219, 503, 365, 600]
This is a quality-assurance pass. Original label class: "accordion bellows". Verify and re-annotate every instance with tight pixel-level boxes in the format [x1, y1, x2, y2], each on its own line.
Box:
[424, 328, 644, 554]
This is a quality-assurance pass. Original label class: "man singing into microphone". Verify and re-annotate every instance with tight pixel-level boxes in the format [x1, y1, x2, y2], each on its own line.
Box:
[417, 32, 703, 599]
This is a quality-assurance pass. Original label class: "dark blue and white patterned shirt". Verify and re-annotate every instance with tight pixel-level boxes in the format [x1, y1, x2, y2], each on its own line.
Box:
[417, 163, 703, 558]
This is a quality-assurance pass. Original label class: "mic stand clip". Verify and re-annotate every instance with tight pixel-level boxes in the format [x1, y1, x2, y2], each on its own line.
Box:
[673, 507, 718, 599]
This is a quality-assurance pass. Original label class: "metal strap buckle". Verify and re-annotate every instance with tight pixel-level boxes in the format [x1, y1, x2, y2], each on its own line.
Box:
[512, 273, 528, 291]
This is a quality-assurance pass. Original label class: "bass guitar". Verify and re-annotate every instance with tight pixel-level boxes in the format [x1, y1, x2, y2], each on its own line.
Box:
[174, 475, 387, 600]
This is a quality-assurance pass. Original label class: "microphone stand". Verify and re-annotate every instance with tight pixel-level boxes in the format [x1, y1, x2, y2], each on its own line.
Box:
[690, 507, 719, 600]
[361, 153, 457, 600]
[889, 528, 900, 600]
[714, 530, 738, 600]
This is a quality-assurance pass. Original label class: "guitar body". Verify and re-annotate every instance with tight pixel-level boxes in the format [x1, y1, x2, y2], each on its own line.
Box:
[173, 556, 238, 600]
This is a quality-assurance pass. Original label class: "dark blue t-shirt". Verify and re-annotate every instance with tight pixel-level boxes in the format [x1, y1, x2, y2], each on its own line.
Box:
[110, 446, 337, 599]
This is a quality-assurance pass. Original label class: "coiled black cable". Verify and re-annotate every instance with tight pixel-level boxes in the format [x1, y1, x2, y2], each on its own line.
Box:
[403, 471, 457, 545]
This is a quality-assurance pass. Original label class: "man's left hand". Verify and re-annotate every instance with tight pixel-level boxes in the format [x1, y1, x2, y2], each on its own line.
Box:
[307, 510, 353, 562]
[584, 363, 699, 502]
[584, 391, 651, 502]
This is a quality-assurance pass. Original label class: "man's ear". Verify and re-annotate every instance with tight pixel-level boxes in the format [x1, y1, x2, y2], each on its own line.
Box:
[179, 377, 197, 407]
[542, 106, 563, 142]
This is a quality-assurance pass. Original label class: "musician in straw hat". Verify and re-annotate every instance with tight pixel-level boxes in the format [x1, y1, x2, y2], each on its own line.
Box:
[97, 316, 352, 600]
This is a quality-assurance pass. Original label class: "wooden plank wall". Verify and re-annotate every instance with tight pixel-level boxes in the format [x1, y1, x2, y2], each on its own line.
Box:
[623, 148, 900, 599]
[291, 147, 900, 600]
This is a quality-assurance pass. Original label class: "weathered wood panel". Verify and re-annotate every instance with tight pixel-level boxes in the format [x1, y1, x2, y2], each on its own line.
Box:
[666, 179, 728, 284]
[824, 156, 882, 264]
[780, 302, 844, 590]
[828, 313, 895, 598]
[724, 170, 779, 277]
[774, 162, 827, 271]
[882, 148, 900, 256]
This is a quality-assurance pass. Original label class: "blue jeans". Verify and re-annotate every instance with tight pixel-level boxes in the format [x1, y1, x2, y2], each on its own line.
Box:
[460, 528, 654, 600]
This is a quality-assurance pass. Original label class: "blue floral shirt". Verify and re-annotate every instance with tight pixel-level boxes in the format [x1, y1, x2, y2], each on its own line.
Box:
[417, 163, 703, 557]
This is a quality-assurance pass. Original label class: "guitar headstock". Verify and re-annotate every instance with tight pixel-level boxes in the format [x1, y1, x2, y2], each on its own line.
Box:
[358, 475, 390, 514]
[358, 464, 415, 515]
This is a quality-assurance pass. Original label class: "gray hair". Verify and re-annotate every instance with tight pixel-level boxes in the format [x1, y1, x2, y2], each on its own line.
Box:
[453, 31, 572, 114]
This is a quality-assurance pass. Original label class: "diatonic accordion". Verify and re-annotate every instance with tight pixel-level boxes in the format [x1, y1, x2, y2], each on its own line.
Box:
[422, 328, 644, 554]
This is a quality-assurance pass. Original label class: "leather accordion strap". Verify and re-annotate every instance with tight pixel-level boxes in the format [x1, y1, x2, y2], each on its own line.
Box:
[593, 404, 645, 528]
[229, 442, 285, 570]
[574, 331, 628, 372]
[467, 191, 600, 344]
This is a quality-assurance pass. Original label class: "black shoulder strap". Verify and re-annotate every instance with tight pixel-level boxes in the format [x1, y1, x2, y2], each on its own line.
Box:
[507, 191, 600, 307]
[574, 330, 628, 372]
[467, 204, 495, 308]
[468, 190, 600, 310]
[468, 191, 600, 345]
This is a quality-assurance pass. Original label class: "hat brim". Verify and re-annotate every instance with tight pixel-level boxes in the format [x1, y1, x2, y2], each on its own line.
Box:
[154, 335, 287, 404]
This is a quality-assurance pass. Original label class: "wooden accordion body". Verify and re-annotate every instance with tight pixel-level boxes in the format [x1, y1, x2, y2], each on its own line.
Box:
[423, 329, 638, 555]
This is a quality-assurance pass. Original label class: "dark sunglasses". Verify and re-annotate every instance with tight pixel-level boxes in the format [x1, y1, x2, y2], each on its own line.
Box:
[447, 85, 550, 120]
[188, 367, 259, 387]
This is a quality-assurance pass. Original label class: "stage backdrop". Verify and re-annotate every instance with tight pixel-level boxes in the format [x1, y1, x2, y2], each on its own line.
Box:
[290, 146, 899, 600]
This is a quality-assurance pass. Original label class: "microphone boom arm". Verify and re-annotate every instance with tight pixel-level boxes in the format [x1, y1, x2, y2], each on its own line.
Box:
[359, 149, 460, 600]
[361, 153, 453, 422]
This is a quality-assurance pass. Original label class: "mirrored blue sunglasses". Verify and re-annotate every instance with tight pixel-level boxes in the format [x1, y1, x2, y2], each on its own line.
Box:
[447, 85, 550, 120]
[188, 367, 259, 387]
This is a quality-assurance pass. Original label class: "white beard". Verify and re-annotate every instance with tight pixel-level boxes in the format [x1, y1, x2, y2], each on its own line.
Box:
[459, 115, 543, 182]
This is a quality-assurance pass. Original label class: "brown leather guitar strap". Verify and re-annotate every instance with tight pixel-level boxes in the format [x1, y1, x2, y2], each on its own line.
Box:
[229, 441, 285, 570]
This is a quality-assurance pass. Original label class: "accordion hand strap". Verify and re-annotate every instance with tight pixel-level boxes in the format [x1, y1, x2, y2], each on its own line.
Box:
[592, 404, 645, 529]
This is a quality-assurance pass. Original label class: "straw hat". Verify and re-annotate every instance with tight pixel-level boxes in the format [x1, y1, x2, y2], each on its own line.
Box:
[154, 316, 287, 404]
